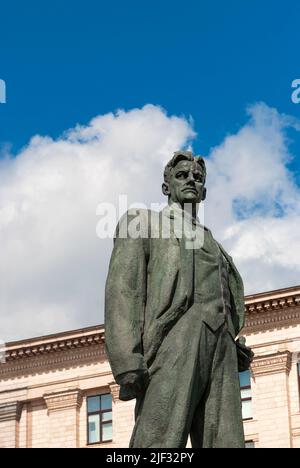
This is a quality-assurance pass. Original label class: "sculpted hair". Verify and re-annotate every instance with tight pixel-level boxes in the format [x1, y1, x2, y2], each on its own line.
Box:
[163, 151, 206, 184]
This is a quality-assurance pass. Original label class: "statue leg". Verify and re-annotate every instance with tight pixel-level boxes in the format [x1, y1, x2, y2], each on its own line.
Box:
[190, 324, 245, 448]
[130, 309, 219, 448]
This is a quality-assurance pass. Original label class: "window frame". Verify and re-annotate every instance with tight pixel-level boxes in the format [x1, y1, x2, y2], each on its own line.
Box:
[87, 393, 113, 446]
[240, 371, 253, 422]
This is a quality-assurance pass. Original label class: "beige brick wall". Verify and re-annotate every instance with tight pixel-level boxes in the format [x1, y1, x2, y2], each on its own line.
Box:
[243, 311, 300, 448]
[30, 401, 49, 448]
[0, 420, 18, 448]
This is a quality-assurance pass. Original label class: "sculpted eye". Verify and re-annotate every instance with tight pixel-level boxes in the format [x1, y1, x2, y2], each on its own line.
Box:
[194, 173, 203, 182]
[176, 172, 188, 179]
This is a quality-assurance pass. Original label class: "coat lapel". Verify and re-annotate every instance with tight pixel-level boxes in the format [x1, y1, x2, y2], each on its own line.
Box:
[161, 205, 194, 306]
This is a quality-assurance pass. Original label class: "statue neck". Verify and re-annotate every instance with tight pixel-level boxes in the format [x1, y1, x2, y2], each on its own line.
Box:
[168, 201, 199, 222]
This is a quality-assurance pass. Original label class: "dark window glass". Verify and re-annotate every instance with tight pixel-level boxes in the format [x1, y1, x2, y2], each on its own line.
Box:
[101, 394, 112, 411]
[239, 370, 251, 388]
[87, 396, 101, 413]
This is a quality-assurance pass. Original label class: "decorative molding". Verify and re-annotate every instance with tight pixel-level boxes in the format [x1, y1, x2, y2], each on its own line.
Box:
[244, 293, 300, 331]
[245, 308, 300, 332]
[5, 331, 105, 361]
[0, 401, 22, 422]
[0, 343, 106, 377]
[109, 382, 120, 403]
[246, 295, 300, 313]
[44, 388, 82, 413]
[251, 351, 292, 376]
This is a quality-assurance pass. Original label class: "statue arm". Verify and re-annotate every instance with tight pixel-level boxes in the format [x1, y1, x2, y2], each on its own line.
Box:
[217, 242, 245, 336]
[105, 211, 149, 399]
[217, 242, 254, 370]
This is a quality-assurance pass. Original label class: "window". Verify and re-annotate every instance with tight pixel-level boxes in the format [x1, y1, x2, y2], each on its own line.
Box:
[87, 394, 112, 444]
[239, 370, 252, 421]
[245, 440, 255, 448]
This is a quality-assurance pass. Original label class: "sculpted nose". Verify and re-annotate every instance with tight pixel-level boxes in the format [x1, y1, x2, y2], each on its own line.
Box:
[187, 172, 196, 184]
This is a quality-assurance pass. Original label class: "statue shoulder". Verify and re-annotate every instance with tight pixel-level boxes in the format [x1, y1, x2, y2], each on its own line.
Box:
[115, 208, 154, 241]
[216, 241, 233, 262]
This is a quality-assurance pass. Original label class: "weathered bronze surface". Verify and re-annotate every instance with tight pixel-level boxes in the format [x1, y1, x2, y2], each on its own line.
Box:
[105, 150, 253, 448]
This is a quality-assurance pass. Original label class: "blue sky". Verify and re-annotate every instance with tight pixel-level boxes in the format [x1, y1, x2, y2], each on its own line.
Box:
[1, 0, 300, 159]
[2, 1, 300, 339]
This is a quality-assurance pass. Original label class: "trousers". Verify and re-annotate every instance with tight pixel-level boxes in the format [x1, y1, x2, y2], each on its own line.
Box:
[129, 304, 245, 448]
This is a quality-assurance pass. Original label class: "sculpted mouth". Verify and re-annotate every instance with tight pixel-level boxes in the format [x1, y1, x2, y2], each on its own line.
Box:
[183, 188, 198, 194]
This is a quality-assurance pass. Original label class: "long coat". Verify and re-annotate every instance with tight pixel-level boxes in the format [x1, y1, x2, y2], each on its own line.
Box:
[105, 204, 245, 388]
[105, 205, 246, 447]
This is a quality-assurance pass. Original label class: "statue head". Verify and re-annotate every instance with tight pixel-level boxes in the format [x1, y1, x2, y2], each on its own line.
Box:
[162, 151, 206, 206]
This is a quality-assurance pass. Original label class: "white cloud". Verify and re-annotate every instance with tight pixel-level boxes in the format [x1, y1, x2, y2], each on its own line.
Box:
[0, 105, 194, 341]
[0, 102, 300, 341]
[205, 102, 300, 295]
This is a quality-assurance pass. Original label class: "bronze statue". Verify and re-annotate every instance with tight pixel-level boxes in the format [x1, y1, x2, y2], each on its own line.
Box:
[105, 150, 253, 448]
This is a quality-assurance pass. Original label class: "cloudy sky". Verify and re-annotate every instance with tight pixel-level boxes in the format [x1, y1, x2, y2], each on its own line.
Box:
[1, 102, 300, 341]
[1, 1, 300, 340]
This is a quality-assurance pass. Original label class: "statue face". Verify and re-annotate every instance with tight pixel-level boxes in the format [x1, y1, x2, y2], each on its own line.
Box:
[167, 160, 206, 205]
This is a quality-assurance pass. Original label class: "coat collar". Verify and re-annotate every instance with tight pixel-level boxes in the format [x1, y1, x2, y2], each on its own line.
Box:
[161, 203, 206, 249]
[161, 203, 205, 229]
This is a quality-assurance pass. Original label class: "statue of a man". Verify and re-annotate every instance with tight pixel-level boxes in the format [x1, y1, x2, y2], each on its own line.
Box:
[105, 151, 253, 448]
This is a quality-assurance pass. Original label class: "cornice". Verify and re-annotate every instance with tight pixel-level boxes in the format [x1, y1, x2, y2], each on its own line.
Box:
[244, 293, 300, 332]
[7, 324, 103, 347]
[251, 351, 292, 376]
[246, 294, 300, 313]
[5, 330, 105, 360]
[0, 344, 106, 378]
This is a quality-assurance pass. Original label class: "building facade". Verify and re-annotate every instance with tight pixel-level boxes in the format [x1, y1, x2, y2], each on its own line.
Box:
[0, 285, 300, 448]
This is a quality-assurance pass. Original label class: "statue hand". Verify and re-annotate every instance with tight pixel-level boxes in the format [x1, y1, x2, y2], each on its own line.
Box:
[236, 336, 254, 372]
[117, 369, 150, 401]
